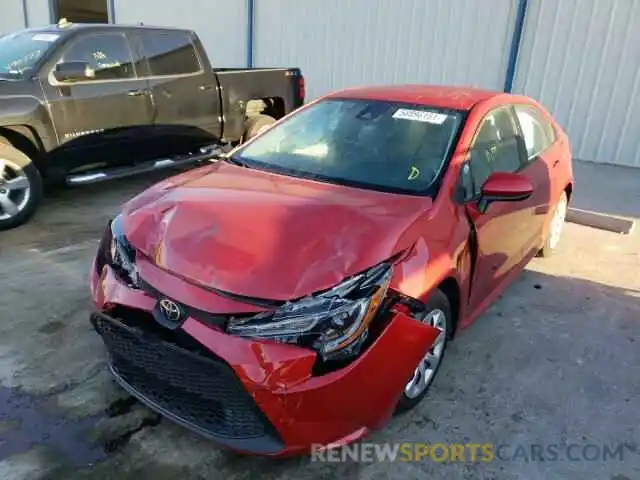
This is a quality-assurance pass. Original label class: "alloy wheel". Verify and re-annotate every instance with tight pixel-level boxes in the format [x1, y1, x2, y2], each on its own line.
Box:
[549, 194, 568, 249]
[404, 309, 447, 399]
[0, 158, 32, 222]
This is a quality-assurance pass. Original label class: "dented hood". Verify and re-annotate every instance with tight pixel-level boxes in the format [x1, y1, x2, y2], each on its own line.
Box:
[122, 162, 431, 300]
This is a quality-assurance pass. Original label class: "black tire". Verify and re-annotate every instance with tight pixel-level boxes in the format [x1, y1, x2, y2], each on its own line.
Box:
[0, 144, 43, 231]
[537, 191, 568, 258]
[395, 289, 452, 414]
[244, 114, 276, 141]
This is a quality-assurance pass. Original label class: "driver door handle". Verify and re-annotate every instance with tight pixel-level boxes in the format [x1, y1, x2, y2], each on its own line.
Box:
[127, 89, 146, 97]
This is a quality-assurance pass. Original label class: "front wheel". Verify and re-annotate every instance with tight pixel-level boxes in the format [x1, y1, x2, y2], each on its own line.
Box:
[0, 144, 43, 231]
[395, 289, 451, 413]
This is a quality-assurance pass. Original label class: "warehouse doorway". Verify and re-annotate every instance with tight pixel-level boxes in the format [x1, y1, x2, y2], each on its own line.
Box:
[53, 0, 109, 23]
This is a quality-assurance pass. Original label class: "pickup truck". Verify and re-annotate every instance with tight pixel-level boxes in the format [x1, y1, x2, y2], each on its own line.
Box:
[0, 20, 305, 230]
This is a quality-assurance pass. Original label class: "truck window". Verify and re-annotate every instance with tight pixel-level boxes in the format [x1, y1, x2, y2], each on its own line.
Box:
[139, 30, 201, 77]
[57, 33, 135, 81]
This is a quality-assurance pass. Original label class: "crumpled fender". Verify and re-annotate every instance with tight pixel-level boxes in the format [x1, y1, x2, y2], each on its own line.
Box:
[91, 259, 442, 453]
[183, 308, 441, 449]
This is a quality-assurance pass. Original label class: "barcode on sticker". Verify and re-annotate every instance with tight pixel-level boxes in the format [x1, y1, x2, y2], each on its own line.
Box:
[392, 109, 448, 124]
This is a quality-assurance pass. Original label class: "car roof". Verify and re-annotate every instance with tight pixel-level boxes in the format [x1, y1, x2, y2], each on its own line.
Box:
[325, 85, 504, 111]
[21, 22, 193, 35]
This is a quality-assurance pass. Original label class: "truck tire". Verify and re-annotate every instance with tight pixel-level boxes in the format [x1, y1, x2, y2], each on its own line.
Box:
[244, 114, 276, 141]
[0, 144, 43, 231]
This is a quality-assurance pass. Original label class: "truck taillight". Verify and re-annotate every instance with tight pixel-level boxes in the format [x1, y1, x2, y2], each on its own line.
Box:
[299, 76, 305, 103]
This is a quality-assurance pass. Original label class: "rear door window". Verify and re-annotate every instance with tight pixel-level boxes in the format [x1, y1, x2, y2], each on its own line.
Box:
[139, 30, 201, 76]
[514, 105, 556, 160]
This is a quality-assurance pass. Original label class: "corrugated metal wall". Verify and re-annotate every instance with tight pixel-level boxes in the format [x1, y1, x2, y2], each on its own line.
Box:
[514, 0, 640, 167]
[26, 0, 54, 26]
[115, 0, 247, 67]
[254, 0, 517, 100]
[3, 0, 637, 167]
[0, 0, 26, 34]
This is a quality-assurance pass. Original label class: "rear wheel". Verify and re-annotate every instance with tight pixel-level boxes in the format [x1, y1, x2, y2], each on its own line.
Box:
[395, 289, 451, 413]
[0, 144, 43, 231]
[244, 114, 276, 141]
[538, 191, 567, 258]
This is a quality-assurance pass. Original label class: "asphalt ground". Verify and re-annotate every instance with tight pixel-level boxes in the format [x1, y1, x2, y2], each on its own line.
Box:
[0, 168, 638, 479]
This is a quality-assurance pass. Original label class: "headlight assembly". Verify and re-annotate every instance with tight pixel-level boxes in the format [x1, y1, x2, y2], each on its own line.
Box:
[226, 262, 393, 360]
[103, 214, 140, 288]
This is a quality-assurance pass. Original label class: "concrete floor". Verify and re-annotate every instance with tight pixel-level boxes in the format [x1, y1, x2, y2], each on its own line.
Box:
[570, 160, 640, 220]
[0, 163, 638, 479]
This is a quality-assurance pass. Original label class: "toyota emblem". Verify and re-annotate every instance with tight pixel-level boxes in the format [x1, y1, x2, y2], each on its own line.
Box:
[159, 298, 183, 323]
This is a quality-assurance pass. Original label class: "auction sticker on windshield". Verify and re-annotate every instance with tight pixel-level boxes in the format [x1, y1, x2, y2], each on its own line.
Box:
[32, 34, 59, 42]
[392, 108, 448, 124]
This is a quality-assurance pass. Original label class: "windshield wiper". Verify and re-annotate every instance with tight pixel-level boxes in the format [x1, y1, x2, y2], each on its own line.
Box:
[222, 155, 254, 168]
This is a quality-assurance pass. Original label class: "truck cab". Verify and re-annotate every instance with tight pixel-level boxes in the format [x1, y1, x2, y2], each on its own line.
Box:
[0, 20, 304, 230]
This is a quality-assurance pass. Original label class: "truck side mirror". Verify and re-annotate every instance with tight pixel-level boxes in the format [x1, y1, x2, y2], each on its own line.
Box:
[54, 62, 93, 82]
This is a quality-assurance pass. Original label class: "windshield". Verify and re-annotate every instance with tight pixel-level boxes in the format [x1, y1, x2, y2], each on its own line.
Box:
[0, 31, 60, 78]
[235, 99, 464, 195]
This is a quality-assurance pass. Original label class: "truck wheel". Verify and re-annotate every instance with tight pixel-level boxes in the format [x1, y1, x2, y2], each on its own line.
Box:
[0, 144, 43, 231]
[244, 114, 276, 141]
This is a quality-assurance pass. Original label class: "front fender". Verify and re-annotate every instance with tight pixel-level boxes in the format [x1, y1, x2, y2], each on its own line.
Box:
[0, 96, 57, 151]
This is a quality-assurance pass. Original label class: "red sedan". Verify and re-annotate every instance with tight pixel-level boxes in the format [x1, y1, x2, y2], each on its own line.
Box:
[90, 85, 573, 456]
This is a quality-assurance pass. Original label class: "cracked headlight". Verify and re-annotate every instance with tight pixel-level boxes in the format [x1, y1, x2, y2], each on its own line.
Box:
[106, 214, 139, 287]
[226, 263, 392, 360]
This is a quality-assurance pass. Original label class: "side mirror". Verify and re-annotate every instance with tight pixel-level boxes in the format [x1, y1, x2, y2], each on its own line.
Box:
[54, 61, 93, 82]
[481, 171, 533, 205]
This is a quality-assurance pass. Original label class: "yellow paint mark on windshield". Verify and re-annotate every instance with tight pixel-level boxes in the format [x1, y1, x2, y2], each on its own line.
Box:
[408, 166, 420, 181]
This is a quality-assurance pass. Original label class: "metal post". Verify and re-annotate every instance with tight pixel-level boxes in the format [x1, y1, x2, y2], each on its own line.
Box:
[246, 0, 255, 68]
[107, 0, 116, 23]
[22, 0, 29, 27]
[48, 0, 57, 23]
[503, 0, 529, 93]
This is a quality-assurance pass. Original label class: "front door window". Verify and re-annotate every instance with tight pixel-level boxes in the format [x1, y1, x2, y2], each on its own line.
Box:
[467, 107, 524, 198]
[54, 33, 136, 83]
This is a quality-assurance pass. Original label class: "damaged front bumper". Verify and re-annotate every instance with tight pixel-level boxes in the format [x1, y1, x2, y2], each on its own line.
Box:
[90, 262, 440, 456]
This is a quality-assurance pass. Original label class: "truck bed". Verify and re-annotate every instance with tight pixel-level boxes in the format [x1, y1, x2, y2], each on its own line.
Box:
[214, 67, 304, 140]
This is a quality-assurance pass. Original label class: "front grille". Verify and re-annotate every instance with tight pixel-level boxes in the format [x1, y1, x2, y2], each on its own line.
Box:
[91, 312, 282, 450]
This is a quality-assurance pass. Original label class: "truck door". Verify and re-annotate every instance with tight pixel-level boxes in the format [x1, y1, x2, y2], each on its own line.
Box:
[41, 31, 154, 172]
[135, 29, 222, 157]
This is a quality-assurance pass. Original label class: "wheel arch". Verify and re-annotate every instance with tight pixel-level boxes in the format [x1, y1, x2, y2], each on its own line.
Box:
[436, 277, 461, 338]
[564, 181, 573, 203]
[0, 126, 46, 172]
[245, 97, 286, 120]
